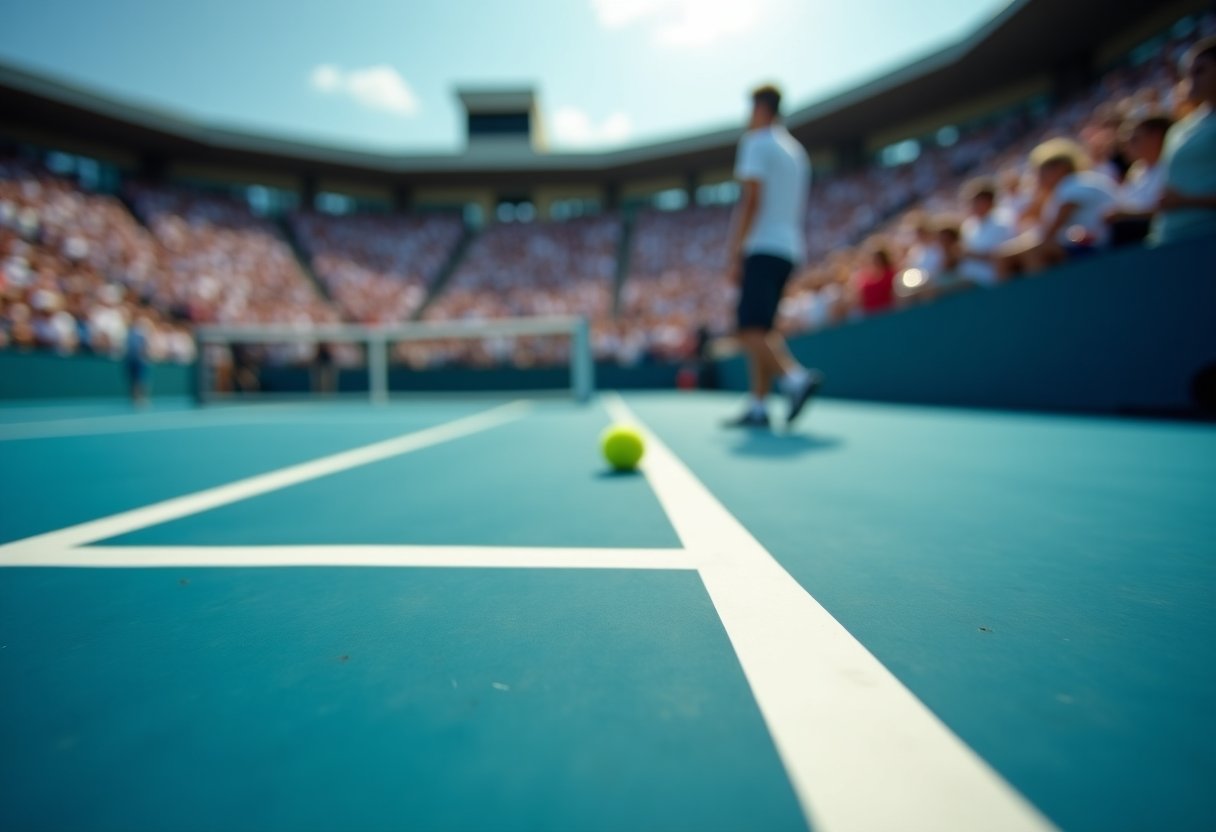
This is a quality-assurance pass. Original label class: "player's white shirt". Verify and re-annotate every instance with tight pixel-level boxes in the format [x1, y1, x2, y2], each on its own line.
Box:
[734, 125, 810, 263]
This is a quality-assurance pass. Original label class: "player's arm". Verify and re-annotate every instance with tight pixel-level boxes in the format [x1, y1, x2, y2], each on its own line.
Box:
[726, 179, 760, 284]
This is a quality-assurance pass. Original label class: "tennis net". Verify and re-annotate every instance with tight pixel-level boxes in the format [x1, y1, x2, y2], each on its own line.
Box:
[194, 316, 595, 403]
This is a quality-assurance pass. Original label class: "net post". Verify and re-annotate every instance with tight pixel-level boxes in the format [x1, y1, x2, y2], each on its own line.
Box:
[571, 317, 594, 403]
[368, 330, 389, 404]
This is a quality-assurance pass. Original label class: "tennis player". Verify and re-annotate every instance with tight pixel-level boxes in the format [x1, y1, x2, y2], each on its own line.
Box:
[724, 84, 823, 429]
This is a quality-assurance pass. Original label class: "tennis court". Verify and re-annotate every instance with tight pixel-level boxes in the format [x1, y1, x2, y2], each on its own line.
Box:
[1, 392, 1212, 832]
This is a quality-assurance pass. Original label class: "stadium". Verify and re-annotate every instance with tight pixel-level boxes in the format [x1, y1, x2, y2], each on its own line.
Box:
[0, 0, 1214, 829]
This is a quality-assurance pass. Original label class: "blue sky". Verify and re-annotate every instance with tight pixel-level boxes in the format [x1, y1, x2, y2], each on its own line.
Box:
[0, 0, 1008, 154]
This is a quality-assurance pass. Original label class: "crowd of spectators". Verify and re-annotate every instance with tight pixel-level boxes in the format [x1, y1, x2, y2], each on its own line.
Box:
[3, 14, 1211, 378]
[290, 212, 463, 324]
[419, 214, 620, 367]
[616, 205, 734, 364]
[0, 160, 195, 362]
[129, 187, 338, 328]
[775, 16, 1215, 336]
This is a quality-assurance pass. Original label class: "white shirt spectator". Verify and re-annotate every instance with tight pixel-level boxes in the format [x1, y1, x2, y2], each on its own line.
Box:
[905, 242, 945, 277]
[1117, 161, 1166, 213]
[959, 213, 1014, 286]
[1044, 171, 1119, 246]
[1152, 104, 1216, 244]
[734, 125, 810, 263]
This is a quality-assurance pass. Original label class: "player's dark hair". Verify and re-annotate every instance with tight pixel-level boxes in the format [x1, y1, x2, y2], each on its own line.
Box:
[752, 85, 782, 117]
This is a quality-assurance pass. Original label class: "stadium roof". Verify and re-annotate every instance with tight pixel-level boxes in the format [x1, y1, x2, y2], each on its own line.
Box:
[0, 0, 1202, 188]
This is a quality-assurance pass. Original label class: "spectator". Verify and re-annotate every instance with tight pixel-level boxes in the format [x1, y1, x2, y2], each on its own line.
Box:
[904, 216, 946, 279]
[1105, 113, 1172, 245]
[853, 247, 896, 315]
[1151, 36, 1216, 245]
[997, 139, 1118, 277]
[958, 178, 1015, 287]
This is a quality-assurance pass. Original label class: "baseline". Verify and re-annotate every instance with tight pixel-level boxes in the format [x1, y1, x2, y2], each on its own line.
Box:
[602, 392, 1057, 832]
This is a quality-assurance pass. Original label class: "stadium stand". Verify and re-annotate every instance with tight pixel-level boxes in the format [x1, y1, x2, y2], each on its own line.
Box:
[421, 214, 620, 366]
[776, 13, 1213, 335]
[0, 2, 1212, 410]
[289, 212, 464, 324]
[617, 205, 734, 363]
[0, 159, 194, 362]
[129, 187, 338, 327]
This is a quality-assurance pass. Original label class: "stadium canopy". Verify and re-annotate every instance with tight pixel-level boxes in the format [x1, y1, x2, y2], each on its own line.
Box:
[0, 0, 1203, 193]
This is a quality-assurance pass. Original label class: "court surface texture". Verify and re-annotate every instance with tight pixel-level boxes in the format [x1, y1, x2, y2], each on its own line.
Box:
[0, 392, 1212, 832]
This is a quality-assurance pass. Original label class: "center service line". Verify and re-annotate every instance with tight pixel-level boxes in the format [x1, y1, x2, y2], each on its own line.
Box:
[601, 392, 1058, 832]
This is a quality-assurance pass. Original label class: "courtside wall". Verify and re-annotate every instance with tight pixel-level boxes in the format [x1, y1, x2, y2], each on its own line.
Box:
[720, 235, 1216, 415]
[0, 352, 194, 400]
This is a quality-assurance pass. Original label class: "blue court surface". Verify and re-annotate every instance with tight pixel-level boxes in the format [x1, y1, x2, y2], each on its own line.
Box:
[0, 393, 1213, 832]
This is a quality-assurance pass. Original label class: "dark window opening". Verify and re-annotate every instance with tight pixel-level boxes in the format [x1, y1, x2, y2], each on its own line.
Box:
[469, 113, 531, 137]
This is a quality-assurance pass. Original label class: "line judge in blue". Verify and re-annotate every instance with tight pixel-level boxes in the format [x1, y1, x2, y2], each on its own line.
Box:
[724, 84, 824, 429]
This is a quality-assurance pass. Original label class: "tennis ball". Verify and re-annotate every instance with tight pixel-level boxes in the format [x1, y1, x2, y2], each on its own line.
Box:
[601, 424, 645, 471]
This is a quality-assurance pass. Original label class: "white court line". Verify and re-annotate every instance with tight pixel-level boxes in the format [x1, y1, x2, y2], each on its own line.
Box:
[1, 545, 694, 570]
[0, 400, 531, 562]
[0, 401, 391, 441]
[602, 392, 1057, 832]
[0, 392, 1057, 831]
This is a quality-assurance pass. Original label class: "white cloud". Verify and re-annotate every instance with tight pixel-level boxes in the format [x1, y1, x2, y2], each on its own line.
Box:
[551, 107, 633, 148]
[591, 0, 765, 47]
[309, 64, 419, 116]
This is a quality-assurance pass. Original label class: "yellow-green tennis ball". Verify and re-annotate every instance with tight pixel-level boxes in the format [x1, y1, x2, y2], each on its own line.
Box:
[601, 424, 645, 471]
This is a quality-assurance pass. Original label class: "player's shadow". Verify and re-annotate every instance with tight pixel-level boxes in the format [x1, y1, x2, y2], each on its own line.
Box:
[725, 430, 842, 458]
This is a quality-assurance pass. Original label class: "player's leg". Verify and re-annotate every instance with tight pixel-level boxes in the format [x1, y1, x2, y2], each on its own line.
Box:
[726, 255, 779, 427]
[758, 258, 823, 426]
[740, 328, 780, 396]
[727, 255, 820, 427]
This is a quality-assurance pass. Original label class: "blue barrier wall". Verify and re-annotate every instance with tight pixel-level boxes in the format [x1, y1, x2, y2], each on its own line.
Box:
[253, 363, 680, 395]
[719, 236, 1216, 414]
[0, 351, 194, 400]
[0, 351, 681, 400]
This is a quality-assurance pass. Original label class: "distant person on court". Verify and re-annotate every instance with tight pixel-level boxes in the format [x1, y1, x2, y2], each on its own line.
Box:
[1150, 36, 1216, 246]
[125, 315, 152, 407]
[724, 84, 822, 429]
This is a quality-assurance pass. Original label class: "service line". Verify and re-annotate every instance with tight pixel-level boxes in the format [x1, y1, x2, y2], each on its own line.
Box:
[0, 544, 695, 570]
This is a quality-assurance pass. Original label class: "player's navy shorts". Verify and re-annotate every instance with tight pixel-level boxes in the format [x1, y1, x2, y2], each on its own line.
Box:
[736, 253, 794, 331]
